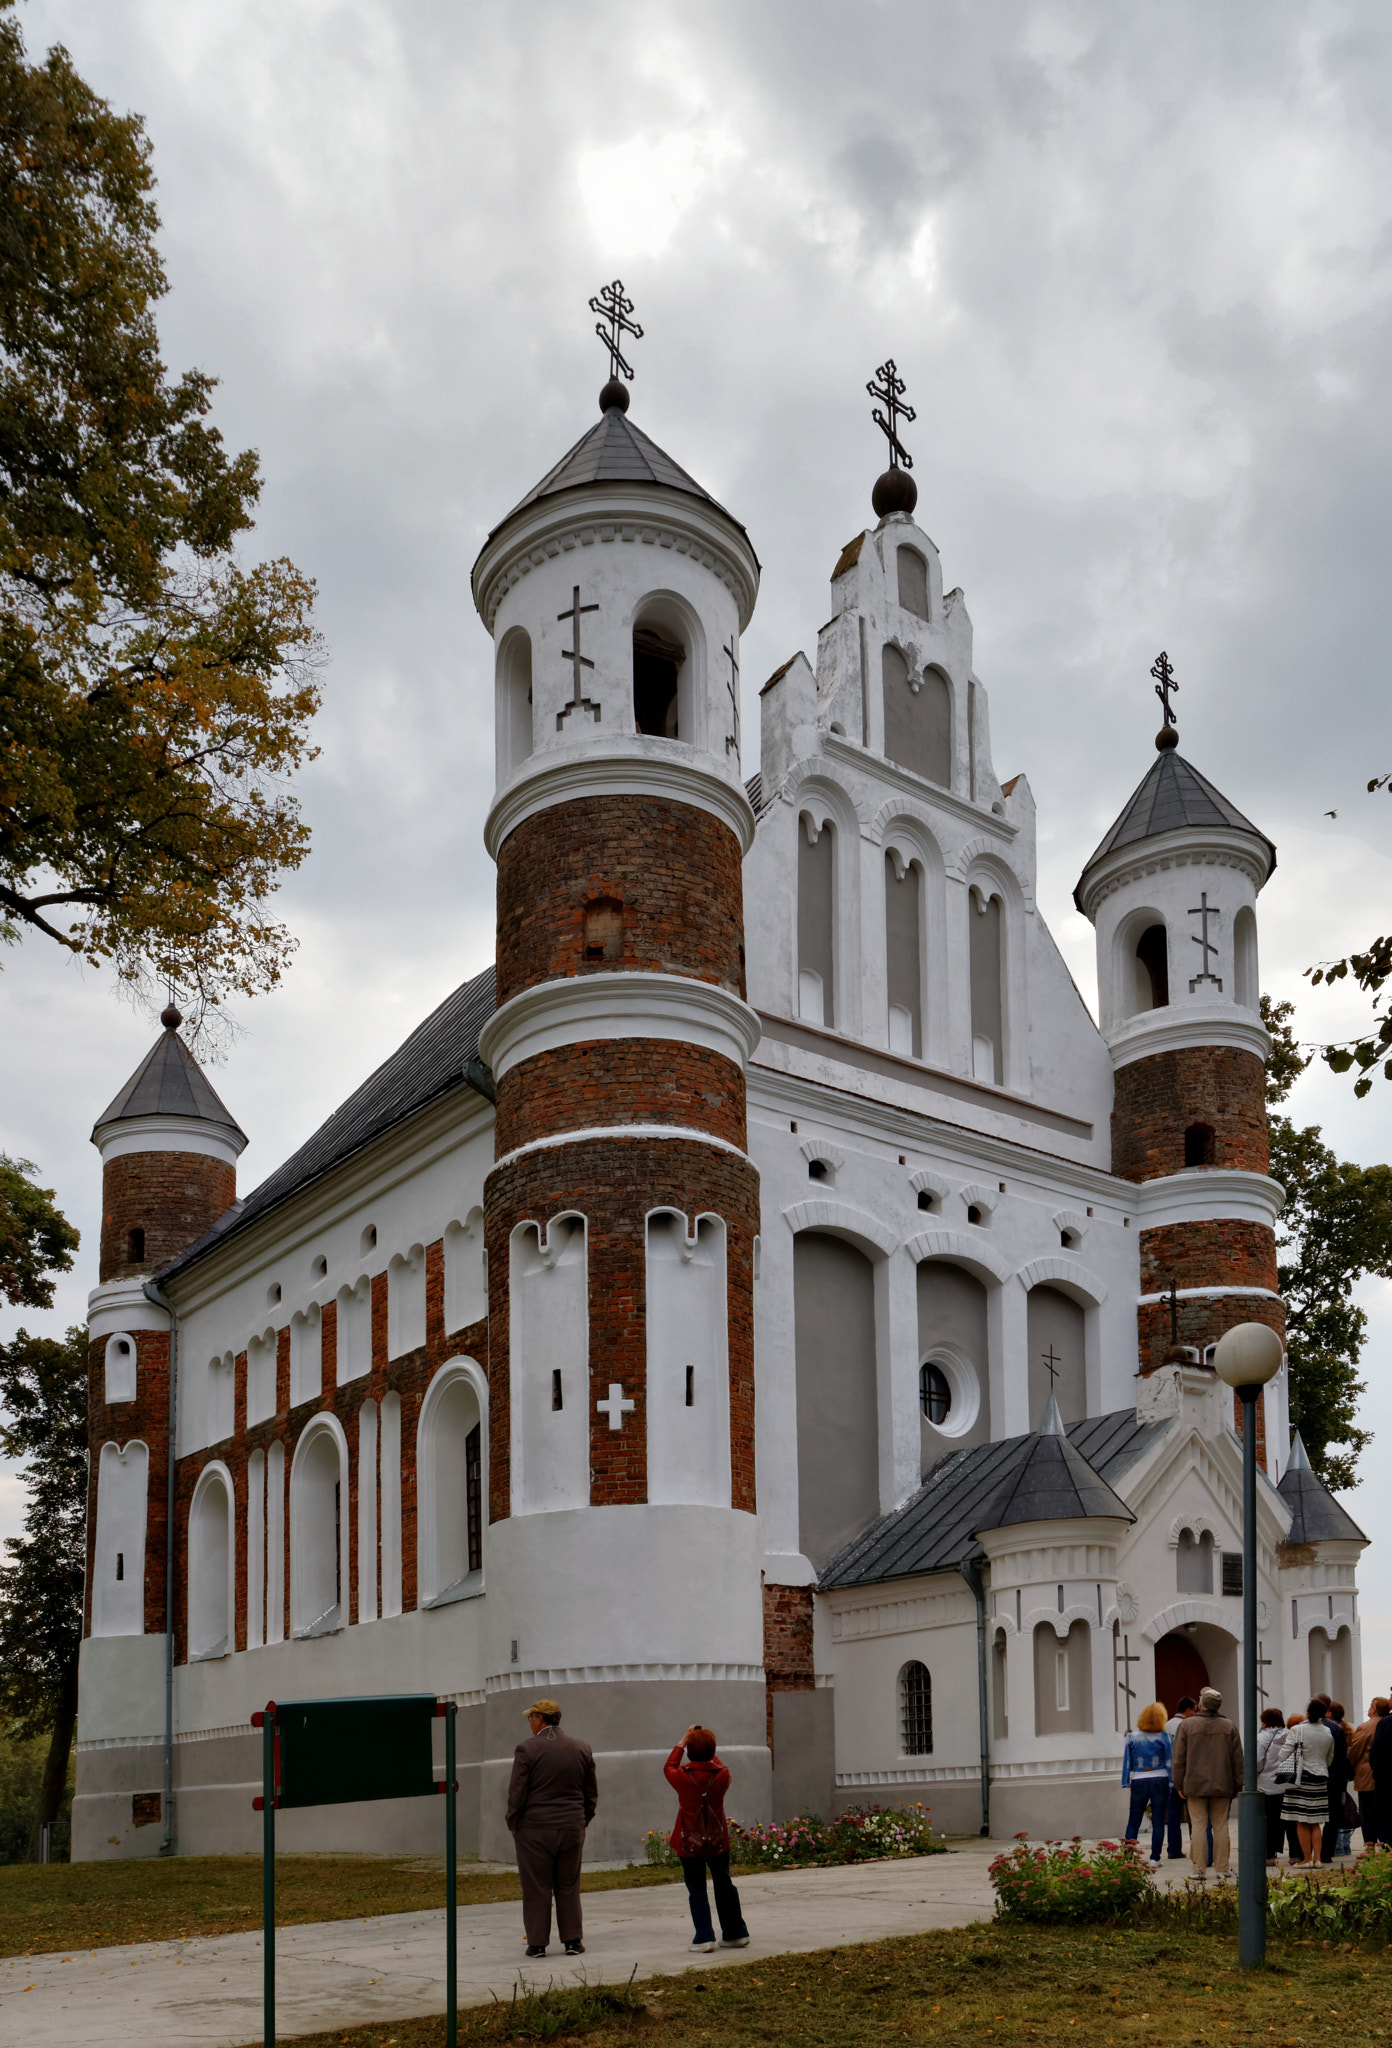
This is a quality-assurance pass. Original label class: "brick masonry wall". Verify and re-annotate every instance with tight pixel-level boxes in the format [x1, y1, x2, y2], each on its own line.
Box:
[99, 1152, 237, 1282]
[495, 794, 747, 1006]
[1111, 1046, 1269, 1182]
[762, 1581, 815, 1751]
[494, 1039, 746, 1156]
[1137, 1221, 1282, 1374]
[485, 1135, 759, 1520]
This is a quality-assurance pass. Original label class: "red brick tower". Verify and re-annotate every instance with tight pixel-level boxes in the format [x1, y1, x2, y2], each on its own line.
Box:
[471, 363, 766, 1856]
[1075, 738, 1286, 1471]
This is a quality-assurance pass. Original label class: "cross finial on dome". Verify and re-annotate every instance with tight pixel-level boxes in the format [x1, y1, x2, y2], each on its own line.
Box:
[1152, 649, 1179, 752]
[868, 358, 918, 517]
[590, 279, 643, 414]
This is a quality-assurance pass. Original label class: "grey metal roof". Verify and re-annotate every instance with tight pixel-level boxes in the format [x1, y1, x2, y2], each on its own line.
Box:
[489, 406, 746, 539]
[1074, 751, 1275, 908]
[1277, 1432, 1368, 1545]
[93, 1027, 247, 1146]
[820, 1408, 1153, 1591]
[161, 965, 496, 1279]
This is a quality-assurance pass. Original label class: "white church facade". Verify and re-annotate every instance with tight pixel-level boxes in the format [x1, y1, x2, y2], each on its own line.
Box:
[73, 342, 1366, 1860]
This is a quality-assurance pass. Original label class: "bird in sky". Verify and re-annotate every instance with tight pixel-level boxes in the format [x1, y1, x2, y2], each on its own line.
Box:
[1325, 810, 1338, 818]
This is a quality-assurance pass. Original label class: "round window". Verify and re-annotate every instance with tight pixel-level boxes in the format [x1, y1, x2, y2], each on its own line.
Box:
[920, 1362, 952, 1424]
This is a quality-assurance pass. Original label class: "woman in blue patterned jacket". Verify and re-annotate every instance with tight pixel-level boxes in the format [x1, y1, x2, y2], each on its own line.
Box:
[1121, 1702, 1174, 1863]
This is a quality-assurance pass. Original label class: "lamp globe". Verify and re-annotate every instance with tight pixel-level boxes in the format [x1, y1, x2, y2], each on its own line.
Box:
[1212, 1321, 1284, 1389]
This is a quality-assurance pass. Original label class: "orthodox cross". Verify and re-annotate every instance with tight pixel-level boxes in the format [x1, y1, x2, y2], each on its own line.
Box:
[1151, 649, 1178, 731]
[1040, 1344, 1062, 1391]
[1188, 890, 1223, 992]
[1114, 1630, 1141, 1732]
[556, 585, 601, 729]
[596, 1381, 635, 1431]
[1167, 1278, 1180, 1346]
[723, 635, 740, 758]
[589, 279, 643, 384]
[867, 358, 916, 470]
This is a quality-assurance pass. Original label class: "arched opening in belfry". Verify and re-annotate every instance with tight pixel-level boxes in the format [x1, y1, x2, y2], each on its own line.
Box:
[1184, 1122, 1216, 1168]
[1136, 923, 1169, 1009]
[633, 622, 684, 737]
[896, 545, 930, 621]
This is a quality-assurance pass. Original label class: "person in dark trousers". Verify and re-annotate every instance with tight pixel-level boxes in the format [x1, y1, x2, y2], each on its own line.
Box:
[1316, 1694, 1350, 1863]
[1163, 1697, 1198, 1861]
[1256, 1705, 1292, 1862]
[1121, 1703, 1173, 1863]
[1371, 1695, 1392, 1845]
[1172, 1686, 1243, 1880]
[506, 1697, 598, 1959]
[1348, 1698, 1390, 1847]
[664, 1724, 749, 1953]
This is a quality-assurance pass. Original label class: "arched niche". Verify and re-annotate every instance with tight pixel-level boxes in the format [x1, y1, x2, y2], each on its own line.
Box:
[968, 881, 1004, 1085]
[290, 1419, 347, 1638]
[509, 1214, 589, 1515]
[1026, 1284, 1086, 1427]
[917, 1260, 989, 1458]
[336, 1275, 372, 1383]
[444, 1209, 487, 1333]
[645, 1211, 731, 1509]
[1033, 1618, 1093, 1735]
[104, 1332, 137, 1405]
[417, 1361, 486, 1605]
[188, 1463, 233, 1660]
[883, 645, 951, 787]
[387, 1245, 427, 1359]
[1176, 1527, 1215, 1594]
[896, 544, 930, 621]
[884, 850, 923, 1057]
[793, 1229, 879, 1567]
[798, 809, 836, 1027]
[1114, 908, 1169, 1018]
[1234, 906, 1259, 1011]
[92, 1440, 148, 1638]
[497, 626, 533, 776]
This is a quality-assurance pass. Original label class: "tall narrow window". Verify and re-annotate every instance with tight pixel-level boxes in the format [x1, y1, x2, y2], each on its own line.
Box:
[900, 1660, 933, 1755]
[1234, 907, 1258, 1010]
[188, 1469, 232, 1660]
[501, 630, 533, 771]
[417, 1368, 483, 1602]
[896, 545, 930, 620]
[797, 816, 835, 1026]
[882, 647, 951, 785]
[969, 887, 1004, 1085]
[290, 1426, 344, 1637]
[1177, 1527, 1215, 1594]
[1184, 1122, 1216, 1168]
[466, 1422, 482, 1576]
[633, 623, 683, 737]
[357, 1400, 378, 1624]
[1136, 924, 1169, 1009]
[992, 1631, 1009, 1738]
[885, 852, 922, 1057]
[126, 1226, 145, 1264]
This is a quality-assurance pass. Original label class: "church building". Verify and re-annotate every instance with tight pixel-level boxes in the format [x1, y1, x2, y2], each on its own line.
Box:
[73, 315, 1366, 1860]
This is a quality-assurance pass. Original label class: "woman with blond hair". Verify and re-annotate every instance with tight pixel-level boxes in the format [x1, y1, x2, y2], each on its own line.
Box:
[1121, 1702, 1173, 1864]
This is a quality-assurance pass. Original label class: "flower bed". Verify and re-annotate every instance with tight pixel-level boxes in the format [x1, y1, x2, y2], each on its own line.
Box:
[989, 1836, 1154, 1922]
[643, 1803, 943, 1870]
[1266, 1848, 1392, 1943]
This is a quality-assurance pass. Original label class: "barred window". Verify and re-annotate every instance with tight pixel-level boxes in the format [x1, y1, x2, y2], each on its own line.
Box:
[900, 1660, 933, 1756]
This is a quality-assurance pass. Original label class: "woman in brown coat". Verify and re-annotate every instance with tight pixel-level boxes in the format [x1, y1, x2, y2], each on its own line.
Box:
[1348, 1698, 1390, 1848]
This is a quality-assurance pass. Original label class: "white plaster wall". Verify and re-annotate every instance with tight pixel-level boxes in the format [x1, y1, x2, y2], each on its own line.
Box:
[388, 1246, 427, 1359]
[645, 1212, 731, 1509]
[91, 1440, 149, 1638]
[510, 1216, 589, 1516]
[444, 1209, 487, 1330]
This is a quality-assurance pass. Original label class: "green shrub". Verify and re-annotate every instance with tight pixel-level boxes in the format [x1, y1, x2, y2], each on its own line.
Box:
[643, 1803, 941, 1870]
[482, 1973, 645, 2040]
[1266, 1849, 1392, 1943]
[990, 1836, 1154, 1922]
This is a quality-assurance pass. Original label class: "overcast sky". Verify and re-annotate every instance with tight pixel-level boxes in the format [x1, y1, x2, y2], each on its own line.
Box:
[5, 0, 1392, 1704]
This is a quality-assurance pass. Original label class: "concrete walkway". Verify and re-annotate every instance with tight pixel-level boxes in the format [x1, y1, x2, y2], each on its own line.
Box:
[0, 1847, 1002, 2047]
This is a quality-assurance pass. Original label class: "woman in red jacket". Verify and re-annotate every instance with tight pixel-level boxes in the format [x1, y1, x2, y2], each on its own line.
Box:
[664, 1725, 750, 1953]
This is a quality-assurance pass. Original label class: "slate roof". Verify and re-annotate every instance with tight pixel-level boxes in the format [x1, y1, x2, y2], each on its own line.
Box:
[1074, 751, 1276, 908]
[93, 1026, 247, 1146]
[489, 406, 748, 540]
[161, 965, 497, 1279]
[1277, 1432, 1368, 1546]
[819, 1408, 1160, 1591]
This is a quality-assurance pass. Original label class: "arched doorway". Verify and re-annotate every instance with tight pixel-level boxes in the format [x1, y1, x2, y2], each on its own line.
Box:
[1155, 1630, 1209, 1715]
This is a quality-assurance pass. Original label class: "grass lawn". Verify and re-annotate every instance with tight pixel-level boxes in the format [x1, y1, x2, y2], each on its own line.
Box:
[240, 1922, 1392, 2046]
[0, 1855, 684, 1958]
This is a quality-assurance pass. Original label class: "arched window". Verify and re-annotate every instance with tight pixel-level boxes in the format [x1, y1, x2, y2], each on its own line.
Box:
[1135, 924, 1169, 1009]
[443, 1210, 487, 1333]
[1234, 906, 1258, 1010]
[380, 1391, 402, 1618]
[900, 1660, 933, 1754]
[290, 1306, 321, 1407]
[126, 1226, 145, 1264]
[794, 1231, 878, 1566]
[388, 1246, 427, 1359]
[247, 1447, 266, 1649]
[969, 885, 1003, 1084]
[499, 629, 533, 773]
[418, 1366, 485, 1604]
[1033, 1619, 1093, 1734]
[1026, 1284, 1086, 1427]
[1184, 1122, 1216, 1168]
[336, 1277, 371, 1383]
[104, 1332, 137, 1404]
[1177, 1527, 1215, 1594]
[885, 851, 922, 1057]
[798, 815, 836, 1026]
[992, 1630, 1009, 1739]
[896, 545, 930, 621]
[917, 1260, 988, 1452]
[882, 646, 951, 785]
[291, 1424, 345, 1637]
[357, 1399, 378, 1624]
[188, 1467, 232, 1660]
[633, 621, 684, 737]
[246, 1327, 277, 1426]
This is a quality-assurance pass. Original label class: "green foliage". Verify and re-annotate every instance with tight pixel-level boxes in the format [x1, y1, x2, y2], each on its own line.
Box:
[1265, 1850, 1392, 1942]
[481, 1974, 645, 2042]
[1261, 997, 1384, 1487]
[0, 1153, 77, 1307]
[0, 8, 321, 1024]
[1306, 776, 1392, 1095]
[649, 1803, 943, 1869]
[989, 1836, 1155, 1922]
[0, 1726, 72, 1862]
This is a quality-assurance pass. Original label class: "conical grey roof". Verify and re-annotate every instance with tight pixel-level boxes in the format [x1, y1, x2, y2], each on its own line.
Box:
[488, 405, 747, 540]
[1074, 751, 1275, 909]
[1277, 1431, 1367, 1545]
[93, 1025, 246, 1147]
[975, 1407, 1135, 1532]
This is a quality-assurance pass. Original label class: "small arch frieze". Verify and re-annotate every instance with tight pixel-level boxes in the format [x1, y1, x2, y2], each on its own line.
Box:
[782, 1198, 897, 1257]
[955, 840, 1033, 908]
[1026, 1606, 1099, 1639]
[1084, 846, 1269, 911]
[957, 1182, 999, 1217]
[866, 795, 951, 857]
[799, 1138, 847, 1172]
[1016, 1256, 1108, 1307]
[904, 1228, 1012, 1285]
[1052, 1209, 1089, 1244]
[1168, 1512, 1217, 1551]
[782, 763, 868, 834]
[910, 1169, 956, 1205]
[1141, 1598, 1233, 1644]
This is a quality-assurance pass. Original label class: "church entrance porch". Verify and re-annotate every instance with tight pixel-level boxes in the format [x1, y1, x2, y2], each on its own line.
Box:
[1154, 1624, 1237, 1715]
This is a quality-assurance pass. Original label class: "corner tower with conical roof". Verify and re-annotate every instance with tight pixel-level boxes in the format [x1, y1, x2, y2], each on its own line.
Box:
[470, 317, 767, 1855]
[1076, 716, 1287, 1469]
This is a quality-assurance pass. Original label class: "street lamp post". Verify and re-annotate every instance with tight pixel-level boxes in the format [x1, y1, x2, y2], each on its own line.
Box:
[1212, 1320, 1286, 1972]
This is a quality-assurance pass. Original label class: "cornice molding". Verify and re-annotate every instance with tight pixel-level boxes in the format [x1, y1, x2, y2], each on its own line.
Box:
[1078, 827, 1272, 921]
[1133, 1168, 1285, 1230]
[93, 1113, 246, 1165]
[479, 970, 762, 1081]
[1106, 1004, 1270, 1070]
[818, 732, 1019, 841]
[484, 740, 756, 860]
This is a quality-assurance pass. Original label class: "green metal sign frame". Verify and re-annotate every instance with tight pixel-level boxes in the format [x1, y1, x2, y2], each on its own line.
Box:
[252, 1694, 458, 2047]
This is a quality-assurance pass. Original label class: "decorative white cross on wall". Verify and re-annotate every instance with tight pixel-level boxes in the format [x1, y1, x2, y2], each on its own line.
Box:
[596, 1382, 635, 1431]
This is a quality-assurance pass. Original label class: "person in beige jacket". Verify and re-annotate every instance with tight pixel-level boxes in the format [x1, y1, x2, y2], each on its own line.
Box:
[1171, 1684, 1244, 1879]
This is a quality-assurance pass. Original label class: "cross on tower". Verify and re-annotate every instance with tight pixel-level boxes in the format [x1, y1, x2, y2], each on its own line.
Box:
[589, 279, 643, 385]
[1114, 1630, 1141, 1732]
[1188, 890, 1223, 992]
[556, 585, 601, 729]
[1151, 649, 1178, 729]
[596, 1382, 635, 1432]
[1168, 1278, 1181, 1347]
[724, 636, 740, 758]
[867, 359, 916, 470]
[1040, 1345, 1062, 1391]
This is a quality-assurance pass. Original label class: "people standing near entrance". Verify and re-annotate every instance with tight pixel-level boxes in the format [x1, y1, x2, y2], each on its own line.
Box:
[1318, 1697, 1351, 1863]
[1349, 1699, 1390, 1847]
[1371, 1695, 1392, 1845]
[1256, 1706, 1292, 1862]
[1281, 1699, 1335, 1869]
[1121, 1703, 1173, 1863]
[1163, 1696, 1198, 1861]
[664, 1725, 749, 1953]
[506, 1699, 598, 1959]
[1171, 1686, 1242, 1880]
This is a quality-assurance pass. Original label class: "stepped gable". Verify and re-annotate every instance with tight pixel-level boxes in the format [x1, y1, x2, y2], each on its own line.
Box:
[160, 964, 497, 1278]
[820, 1406, 1154, 1591]
[1074, 750, 1275, 909]
[489, 404, 748, 537]
[93, 1027, 246, 1142]
[1277, 1431, 1368, 1545]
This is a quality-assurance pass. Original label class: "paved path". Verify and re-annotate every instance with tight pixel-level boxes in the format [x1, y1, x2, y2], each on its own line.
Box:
[0, 1848, 1001, 2047]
